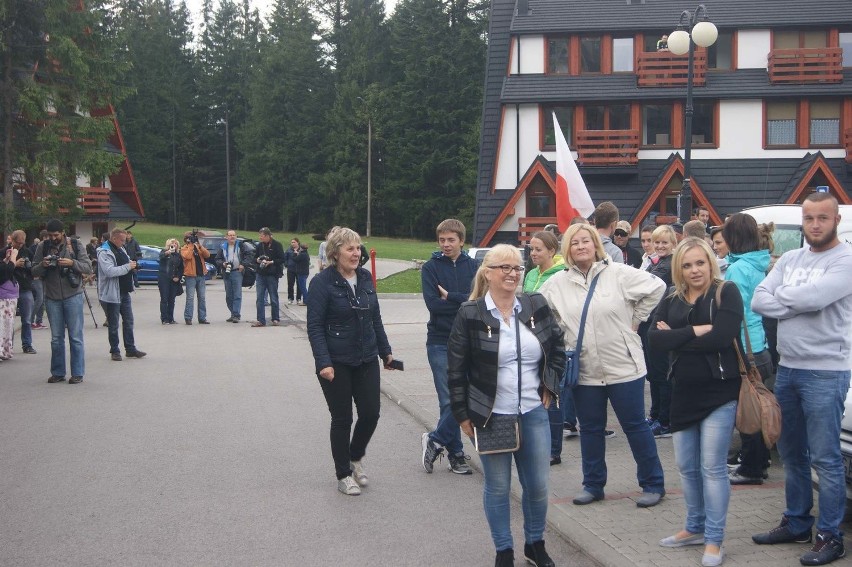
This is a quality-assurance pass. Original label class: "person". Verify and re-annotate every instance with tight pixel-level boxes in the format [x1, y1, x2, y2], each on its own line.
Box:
[216, 230, 253, 323]
[124, 230, 141, 288]
[180, 231, 211, 325]
[306, 226, 395, 496]
[317, 239, 328, 272]
[639, 224, 656, 271]
[448, 244, 565, 567]
[657, 34, 669, 51]
[31, 218, 93, 384]
[5, 230, 36, 354]
[86, 237, 99, 285]
[253, 227, 285, 327]
[593, 201, 625, 263]
[289, 240, 310, 305]
[421, 219, 478, 476]
[684, 220, 707, 240]
[523, 231, 570, 466]
[613, 220, 643, 268]
[721, 214, 774, 486]
[751, 193, 852, 566]
[97, 228, 146, 361]
[648, 237, 744, 567]
[694, 207, 712, 230]
[0, 244, 19, 361]
[710, 226, 730, 274]
[30, 229, 48, 330]
[540, 223, 666, 509]
[642, 224, 677, 438]
[284, 238, 304, 304]
[158, 238, 183, 324]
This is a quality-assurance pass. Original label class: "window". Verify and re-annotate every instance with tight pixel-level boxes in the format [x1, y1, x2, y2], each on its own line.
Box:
[707, 31, 733, 70]
[766, 102, 797, 146]
[689, 102, 715, 145]
[809, 101, 840, 146]
[585, 105, 630, 131]
[840, 32, 852, 67]
[547, 36, 570, 74]
[580, 36, 601, 73]
[643, 104, 673, 146]
[526, 177, 555, 217]
[644, 32, 669, 52]
[613, 37, 633, 72]
[542, 105, 574, 148]
[774, 30, 827, 49]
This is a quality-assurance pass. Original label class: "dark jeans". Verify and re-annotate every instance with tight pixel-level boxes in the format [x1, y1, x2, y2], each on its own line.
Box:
[642, 325, 671, 425]
[317, 359, 381, 480]
[101, 292, 135, 354]
[287, 270, 301, 302]
[17, 289, 33, 348]
[736, 349, 775, 477]
[548, 375, 576, 458]
[255, 274, 279, 324]
[158, 279, 179, 323]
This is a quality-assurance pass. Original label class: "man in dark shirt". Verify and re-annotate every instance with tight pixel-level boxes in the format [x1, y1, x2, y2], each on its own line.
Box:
[613, 221, 643, 268]
[252, 227, 285, 327]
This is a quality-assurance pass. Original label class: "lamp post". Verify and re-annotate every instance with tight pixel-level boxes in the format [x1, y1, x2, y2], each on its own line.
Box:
[667, 4, 717, 224]
[357, 96, 372, 237]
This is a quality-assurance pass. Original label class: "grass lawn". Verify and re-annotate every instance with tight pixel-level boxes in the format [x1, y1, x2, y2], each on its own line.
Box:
[376, 268, 423, 294]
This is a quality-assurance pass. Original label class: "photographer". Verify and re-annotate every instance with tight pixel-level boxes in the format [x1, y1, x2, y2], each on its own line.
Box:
[97, 228, 146, 361]
[180, 230, 211, 325]
[3, 230, 37, 355]
[252, 227, 285, 327]
[216, 230, 254, 323]
[283, 238, 309, 305]
[158, 238, 183, 324]
[32, 218, 93, 384]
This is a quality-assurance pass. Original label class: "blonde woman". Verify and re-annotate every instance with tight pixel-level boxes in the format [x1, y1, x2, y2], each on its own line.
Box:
[158, 238, 183, 324]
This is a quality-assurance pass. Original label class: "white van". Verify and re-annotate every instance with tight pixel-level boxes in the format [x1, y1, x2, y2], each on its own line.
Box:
[740, 204, 852, 256]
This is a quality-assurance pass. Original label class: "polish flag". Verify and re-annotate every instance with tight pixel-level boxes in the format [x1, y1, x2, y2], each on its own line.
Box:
[553, 113, 595, 233]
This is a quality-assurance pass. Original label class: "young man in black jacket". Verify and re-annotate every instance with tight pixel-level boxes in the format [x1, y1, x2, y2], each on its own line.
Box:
[252, 227, 285, 327]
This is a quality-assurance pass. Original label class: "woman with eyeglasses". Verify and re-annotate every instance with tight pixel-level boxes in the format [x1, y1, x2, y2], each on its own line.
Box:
[540, 223, 667, 509]
[306, 227, 395, 496]
[448, 244, 565, 567]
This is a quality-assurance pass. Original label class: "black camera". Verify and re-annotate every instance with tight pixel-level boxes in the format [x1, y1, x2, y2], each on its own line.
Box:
[188, 229, 200, 244]
[257, 255, 270, 263]
[43, 254, 59, 268]
[22, 258, 32, 270]
[224, 262, 233, 274]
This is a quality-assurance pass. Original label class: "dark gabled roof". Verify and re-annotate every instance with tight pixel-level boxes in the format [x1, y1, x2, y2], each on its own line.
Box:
[511, 0, 852, 34]
[502, 69, 852, 104]
[779, 152, 820, 203]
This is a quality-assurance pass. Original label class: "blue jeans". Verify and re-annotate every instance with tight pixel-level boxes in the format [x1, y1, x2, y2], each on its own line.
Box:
[17, 290, 33, 348]
[480, 405, 550, 552]
[672, 400, 737, 546]
[224, 270, 243, 318]
[46, 293, 85, 377]
[31, 279, 44, 324]
[573, 378, 665, 497]
[426, 343, 463, 455]
[774, 366, 850, 537]
[548, 375, 576, 458]
[183, 276, 207, 322]
[297, 274, 308, 303]
[255, 274, 279, 324]
[101, 293, 135, 354]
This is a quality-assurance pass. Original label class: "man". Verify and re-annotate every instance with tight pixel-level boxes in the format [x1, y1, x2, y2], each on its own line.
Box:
[593, 201, 625, 263]
[97, 228, 146, 361]
[613, 220, 642, 268]
[216, 230, 254, 323]
[639, 224, 656, 270]
[180, 231, 211, 325]
[683, 219, 707, 240]
[751, 193, 852, 566]
[695, 206, 712, 232]
[4, 230, 36, 353]
[124, 230, 142, 288]
[31, 219, 92, 384]
[30, 230, 48, 330]
[252, 227, 285, 327]
[421, 219, 478, 475]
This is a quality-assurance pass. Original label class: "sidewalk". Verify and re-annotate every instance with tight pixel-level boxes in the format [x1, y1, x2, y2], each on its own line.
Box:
[282, 295, 850, 567]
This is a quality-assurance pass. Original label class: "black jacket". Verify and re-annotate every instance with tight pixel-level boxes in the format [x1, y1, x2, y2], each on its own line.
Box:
[158, 248, 183, 281]
[421, 251, 479, 345]
[255, 239, 285, 278]
[284, 246, 310, 275]
[2, 245, 33, 292]
[619, 245, 643, 269]
[447, 292, 566, 428]
[306, 265, 392, 372]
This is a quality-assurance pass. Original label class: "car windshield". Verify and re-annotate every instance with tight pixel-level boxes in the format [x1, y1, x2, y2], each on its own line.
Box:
[771, 225, 804, 256]
[141, 248, 160, 261]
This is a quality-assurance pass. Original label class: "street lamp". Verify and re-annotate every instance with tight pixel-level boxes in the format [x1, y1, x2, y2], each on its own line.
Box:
[668, 4, 717, 223]
[357, 97, 372, 237]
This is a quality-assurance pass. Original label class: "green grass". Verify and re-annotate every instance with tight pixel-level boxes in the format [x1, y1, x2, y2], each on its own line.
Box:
[376, 268, 423, 294]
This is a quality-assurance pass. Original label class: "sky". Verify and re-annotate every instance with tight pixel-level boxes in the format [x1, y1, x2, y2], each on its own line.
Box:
[182, 0, 399, 30]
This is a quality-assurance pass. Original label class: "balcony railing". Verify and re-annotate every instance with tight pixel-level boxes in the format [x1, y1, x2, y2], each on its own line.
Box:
[518, 217, 558, 245]
[768, 47, 842, 84]
[79, 186, 110, 215]
[636, 50, 707, 87]
[845, 129, 852, 163]
[575, 129, 640, 166]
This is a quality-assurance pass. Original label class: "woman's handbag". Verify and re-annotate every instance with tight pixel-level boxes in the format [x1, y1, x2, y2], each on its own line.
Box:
[564, 272, 601, 388]
[733, 324, 782, 448]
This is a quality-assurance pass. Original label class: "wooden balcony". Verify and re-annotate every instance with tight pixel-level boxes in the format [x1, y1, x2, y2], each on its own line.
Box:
[79, 186, 110, 215]
[575, 129, 640, 166]
[518, 217, 557, 245]
[768, 47, 842, 84]
[636, 50, 706, 87]
[845, 128, 852, 163]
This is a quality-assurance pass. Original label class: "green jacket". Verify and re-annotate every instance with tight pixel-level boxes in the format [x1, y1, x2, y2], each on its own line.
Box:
[523, 256, 565, 293]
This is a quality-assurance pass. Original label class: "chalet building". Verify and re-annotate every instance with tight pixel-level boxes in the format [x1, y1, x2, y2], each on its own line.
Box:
[473, 0, 852, 245]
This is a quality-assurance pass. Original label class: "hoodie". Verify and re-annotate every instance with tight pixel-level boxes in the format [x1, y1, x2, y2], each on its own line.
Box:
[724, 249, 770, 352]
[523, 256, 565, 292]
[421, 250, 478, 345]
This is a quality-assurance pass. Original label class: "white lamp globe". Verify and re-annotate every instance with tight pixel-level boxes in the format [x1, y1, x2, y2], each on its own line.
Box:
[667, 30, 691, 55]
[692, 21, 718, 47]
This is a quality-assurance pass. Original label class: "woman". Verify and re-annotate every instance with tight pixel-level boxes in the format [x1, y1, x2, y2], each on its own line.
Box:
[158, 238, 183, 324]
[0, 245, 20, 360]
[523, 231, 572, 466]
[540, 224, 666, 509]
[648, 237, 743, 567]
[448, 244, 565, 567]
[710, 226, 729, 274]
[284, 238, 309, 305]
[722, 214, 774, 485]
[306, 227, 394, 496]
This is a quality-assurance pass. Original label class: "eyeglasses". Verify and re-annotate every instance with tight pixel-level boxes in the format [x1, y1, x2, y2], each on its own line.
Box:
[488, 264, 525, 274]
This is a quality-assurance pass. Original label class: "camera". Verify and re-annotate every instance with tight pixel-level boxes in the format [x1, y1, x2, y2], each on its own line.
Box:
[224, 262, 233, 275]
[22, 258, 32, 270]
[188, 229, 199, 244]
[257, 255, 270, 263]
[44, 255, 59, 268]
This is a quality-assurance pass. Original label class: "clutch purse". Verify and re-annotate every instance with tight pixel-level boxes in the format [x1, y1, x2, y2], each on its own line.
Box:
[474, 414, 521, 454]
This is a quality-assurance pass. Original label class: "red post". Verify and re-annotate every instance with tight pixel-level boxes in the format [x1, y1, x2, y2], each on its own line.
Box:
[370, 248, 377, 288]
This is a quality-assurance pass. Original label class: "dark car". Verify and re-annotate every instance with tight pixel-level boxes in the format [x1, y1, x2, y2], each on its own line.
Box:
[200, 236, 254, 277]
[136, 245, 216, 283]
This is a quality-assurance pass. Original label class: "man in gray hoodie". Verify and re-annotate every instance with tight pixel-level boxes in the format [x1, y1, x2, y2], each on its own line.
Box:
[751, 193, 852, 566]
[97, 228, 146, 362]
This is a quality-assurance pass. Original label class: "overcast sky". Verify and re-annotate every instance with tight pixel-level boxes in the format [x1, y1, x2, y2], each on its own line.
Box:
[183, 0, 399, 30]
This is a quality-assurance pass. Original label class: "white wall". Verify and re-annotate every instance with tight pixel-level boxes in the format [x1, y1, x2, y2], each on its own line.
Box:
[516, 35, 544, 74]
[738, 30, 770, 69]
[495, 104, 548, 190]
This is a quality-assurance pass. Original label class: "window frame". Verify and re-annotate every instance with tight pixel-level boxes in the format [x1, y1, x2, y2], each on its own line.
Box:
[539, 104, 576, 151]
[641, 103, 675, 148]
[763, 99, 844, 149]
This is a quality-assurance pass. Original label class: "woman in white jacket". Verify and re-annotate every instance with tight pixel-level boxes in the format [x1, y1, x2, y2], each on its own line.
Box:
[540, 223, 667, 508]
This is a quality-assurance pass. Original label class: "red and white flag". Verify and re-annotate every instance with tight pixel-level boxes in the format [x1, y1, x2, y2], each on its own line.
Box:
[553, 113, 595, 233]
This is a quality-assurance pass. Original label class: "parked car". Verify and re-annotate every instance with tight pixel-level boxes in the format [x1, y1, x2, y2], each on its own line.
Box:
[466, 246, 527, 263]
[199, 236, 254, 277]
[136, 245, 216, 283]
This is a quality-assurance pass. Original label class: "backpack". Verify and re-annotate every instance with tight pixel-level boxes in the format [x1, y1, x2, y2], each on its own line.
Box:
[242, 265, 256, 288]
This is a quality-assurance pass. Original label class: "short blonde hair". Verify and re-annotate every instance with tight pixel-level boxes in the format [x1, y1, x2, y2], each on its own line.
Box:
[165, 238, 179, 249]
[325, 227, 361, 268]
[560, 224, 606, 268]
[470, 244, 522, 300]
[670, 237, 723, 302]
[651, 225, 677, 246]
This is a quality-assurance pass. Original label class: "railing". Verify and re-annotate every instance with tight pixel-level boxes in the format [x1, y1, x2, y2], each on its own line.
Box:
[575, 129, 640, 166]
[518, 217, 558, 245]
[768, 47, 842, 84]
[78, 186, 110, 215]
[845, 128, 852, 163]
[636, 50, 706, 87]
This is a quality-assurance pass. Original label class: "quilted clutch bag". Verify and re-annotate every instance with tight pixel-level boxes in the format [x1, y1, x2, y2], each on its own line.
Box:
[473, 413, 521, 454]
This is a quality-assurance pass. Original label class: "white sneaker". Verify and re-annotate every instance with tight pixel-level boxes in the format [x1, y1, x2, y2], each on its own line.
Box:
[338, 475, 361, 495]
[351, 460, 369, 487]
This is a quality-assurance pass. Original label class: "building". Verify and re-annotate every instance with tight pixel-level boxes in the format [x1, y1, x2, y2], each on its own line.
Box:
[473, 0, 852, 245]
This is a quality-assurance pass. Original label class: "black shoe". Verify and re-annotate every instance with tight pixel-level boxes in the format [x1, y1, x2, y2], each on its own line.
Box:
[226, 316, 234, 323]
[126, 350, 146, 359]
[198, 320, 210, 325]
[495, 549, 514, 567]
[550, 456, 561, 466]
[729, 469, 763, 485]
[111, 353, 122, 361]
[421, 432, 443, 473]
[447, 452, 473, 474]
[800, 532, 846, 565]
[524, 540, 555, 567]
[69, 376, 83, 384]
[23, 346, 36, 354]
[753, 516, 813, 545]
[47, 376, 66, 383]
[185, 319, 192, 325]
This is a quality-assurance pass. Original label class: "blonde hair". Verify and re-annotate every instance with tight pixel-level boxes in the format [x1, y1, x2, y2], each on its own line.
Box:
[670, 237, 723, 302]
[470, 244, 521, 300]
[325, 226, 361, 268]
[651, 225, 677, 246]
[560, 224, 606, 268]
[165, 238, 179, 249]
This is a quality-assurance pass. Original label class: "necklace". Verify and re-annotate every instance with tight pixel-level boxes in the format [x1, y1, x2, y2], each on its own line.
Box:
[496, 304, 514, 324]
